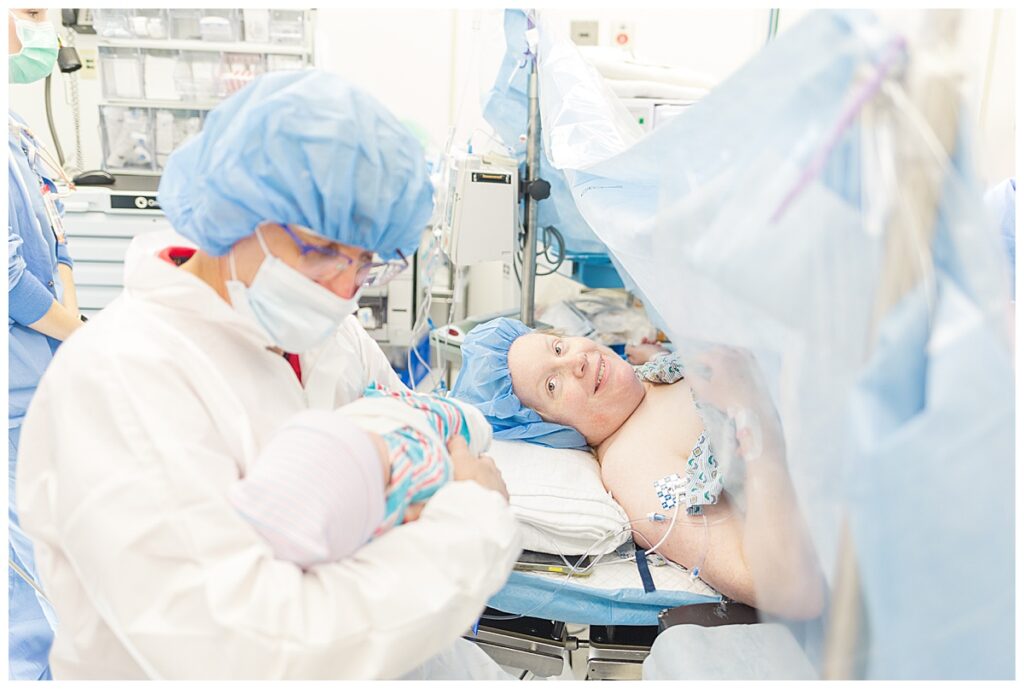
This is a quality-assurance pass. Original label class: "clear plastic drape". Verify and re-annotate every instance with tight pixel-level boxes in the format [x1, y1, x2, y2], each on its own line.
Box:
[505, 8, 1013, 679]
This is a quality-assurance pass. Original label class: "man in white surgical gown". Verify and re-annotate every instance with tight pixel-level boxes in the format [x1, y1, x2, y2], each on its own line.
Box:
[16, 70, 520, 680]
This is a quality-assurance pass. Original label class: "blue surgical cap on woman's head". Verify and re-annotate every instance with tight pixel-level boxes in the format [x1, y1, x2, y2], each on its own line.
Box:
[157, 69, 434, 259]
[450, 317, 590, 450]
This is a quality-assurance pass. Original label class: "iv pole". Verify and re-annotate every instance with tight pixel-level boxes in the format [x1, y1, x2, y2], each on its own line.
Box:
[519, 11, 550, 327]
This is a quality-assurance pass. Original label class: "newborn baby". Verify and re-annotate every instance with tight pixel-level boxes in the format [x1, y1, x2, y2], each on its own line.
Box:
[228, 382, 492, 568]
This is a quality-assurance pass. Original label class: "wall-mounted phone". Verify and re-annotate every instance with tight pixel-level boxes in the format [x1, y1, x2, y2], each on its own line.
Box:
[57, 40, 82, 73]
[44, 10, 93, 174]
[61, 9, 95, 34]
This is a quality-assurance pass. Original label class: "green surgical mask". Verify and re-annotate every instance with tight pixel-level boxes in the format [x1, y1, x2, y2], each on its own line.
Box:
[8, 12, 58, 84]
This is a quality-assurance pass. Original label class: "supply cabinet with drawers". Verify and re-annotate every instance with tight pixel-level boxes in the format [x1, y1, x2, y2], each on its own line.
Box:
[91, 8, 316, 175]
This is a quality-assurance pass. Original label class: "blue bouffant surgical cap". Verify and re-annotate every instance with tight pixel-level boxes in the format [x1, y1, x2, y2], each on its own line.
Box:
[157, 69, 434, 259]
[450, 318, 590, 450]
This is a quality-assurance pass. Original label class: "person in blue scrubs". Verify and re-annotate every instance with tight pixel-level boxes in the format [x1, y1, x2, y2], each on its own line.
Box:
[8, 8, 84, 680]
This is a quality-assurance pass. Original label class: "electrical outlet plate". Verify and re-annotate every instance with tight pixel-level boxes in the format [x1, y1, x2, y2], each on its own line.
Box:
[570, 20, 599, 46]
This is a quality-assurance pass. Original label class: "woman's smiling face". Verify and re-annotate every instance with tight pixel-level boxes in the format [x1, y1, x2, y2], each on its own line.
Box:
[507, 333, 646, 446]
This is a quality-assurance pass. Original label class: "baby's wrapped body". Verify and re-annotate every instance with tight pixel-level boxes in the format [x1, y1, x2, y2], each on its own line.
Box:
[228, 383, 492, 568]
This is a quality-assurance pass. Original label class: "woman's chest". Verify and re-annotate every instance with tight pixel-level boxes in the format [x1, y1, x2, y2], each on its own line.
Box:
[598, 381, 706, 487]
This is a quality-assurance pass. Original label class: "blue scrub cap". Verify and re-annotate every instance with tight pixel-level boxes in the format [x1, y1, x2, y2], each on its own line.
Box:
[158, 69, 434, 259]
[450, 317, 590, 450]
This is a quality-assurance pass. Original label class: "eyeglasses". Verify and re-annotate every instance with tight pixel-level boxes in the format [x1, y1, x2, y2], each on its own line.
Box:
[277, 224, 409, 287]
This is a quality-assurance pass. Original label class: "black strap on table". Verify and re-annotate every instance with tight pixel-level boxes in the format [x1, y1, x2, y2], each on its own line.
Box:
[634, 544, 657, 593]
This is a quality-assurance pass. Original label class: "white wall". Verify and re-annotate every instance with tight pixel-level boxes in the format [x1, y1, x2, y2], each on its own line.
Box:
[538, 8, 769, 81]
[313, 9, 456, 154]
[8, 8, 1013, 183]
[973, 9, 1015, 186]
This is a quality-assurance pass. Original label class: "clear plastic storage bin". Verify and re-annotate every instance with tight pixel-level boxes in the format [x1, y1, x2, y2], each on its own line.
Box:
[143, 50, 182, 101]
[200, 9, 243, 42]
[175, 51, 224, 101]
[221, 53, 266, 96]
[267, 54, 307, 72]
[242, 9, 271, 43]
[268, 10, 306, 46]
[168, 9, 202, 40]
[92, 9, 134, 39]
[100, 106, 155, 172]
[153, 109, 204, 169]
[99, 47, 144, 100]
[130, 9, 168, 39]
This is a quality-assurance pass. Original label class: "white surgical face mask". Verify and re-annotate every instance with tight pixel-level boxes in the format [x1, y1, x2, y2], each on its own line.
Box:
[225, 227, 361, 353]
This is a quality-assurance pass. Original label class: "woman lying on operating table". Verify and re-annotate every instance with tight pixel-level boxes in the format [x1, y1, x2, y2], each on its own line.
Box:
[451, 318, 825, 620]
